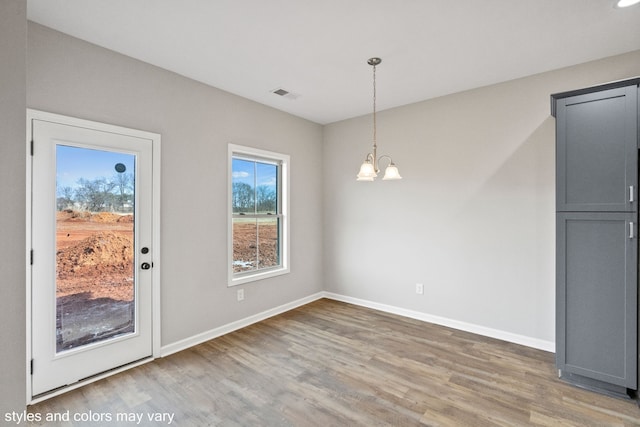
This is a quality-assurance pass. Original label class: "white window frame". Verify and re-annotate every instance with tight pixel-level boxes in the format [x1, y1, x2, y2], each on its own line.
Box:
[228, 144, 289, 286]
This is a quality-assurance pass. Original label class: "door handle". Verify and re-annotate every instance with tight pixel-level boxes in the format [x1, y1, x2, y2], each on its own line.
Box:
[141, 262, 151, 270]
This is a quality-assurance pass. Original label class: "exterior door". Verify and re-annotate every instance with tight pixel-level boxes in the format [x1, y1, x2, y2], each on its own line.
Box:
[30, 112, 157, 397]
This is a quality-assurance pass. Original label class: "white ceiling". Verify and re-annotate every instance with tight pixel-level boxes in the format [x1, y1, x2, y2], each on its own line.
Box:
[27, 0, 640, 124]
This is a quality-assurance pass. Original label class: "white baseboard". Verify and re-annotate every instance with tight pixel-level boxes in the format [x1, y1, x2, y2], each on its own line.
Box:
[160, 292, 325, 357]
[323, 292, 555, 353]
[160, 290, 554, 358]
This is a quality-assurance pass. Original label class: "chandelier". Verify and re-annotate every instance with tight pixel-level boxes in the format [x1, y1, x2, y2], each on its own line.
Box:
[356, 57, 402, 181]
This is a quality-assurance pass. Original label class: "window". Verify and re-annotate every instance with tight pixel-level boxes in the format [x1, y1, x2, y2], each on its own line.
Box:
[228, 144, 289, 285]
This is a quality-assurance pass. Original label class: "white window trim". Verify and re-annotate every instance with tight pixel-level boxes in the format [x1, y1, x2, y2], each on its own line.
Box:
[228, 144, 290, 286]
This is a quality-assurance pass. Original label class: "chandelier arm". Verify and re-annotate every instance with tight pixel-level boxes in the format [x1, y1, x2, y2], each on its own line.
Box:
[377, 154, 395, 167]
[363, 152, 375, 163]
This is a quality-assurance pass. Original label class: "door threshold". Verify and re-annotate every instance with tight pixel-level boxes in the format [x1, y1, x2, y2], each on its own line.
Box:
[29, 356, 154, 405]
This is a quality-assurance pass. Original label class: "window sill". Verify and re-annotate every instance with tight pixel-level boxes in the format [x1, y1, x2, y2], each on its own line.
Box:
[229, 267, 290, 287]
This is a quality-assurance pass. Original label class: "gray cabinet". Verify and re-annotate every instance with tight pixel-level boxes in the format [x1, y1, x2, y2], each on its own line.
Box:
[556, 86, 638, 212]
[556, 213, 637, 393]
[552, 79, 639, 398]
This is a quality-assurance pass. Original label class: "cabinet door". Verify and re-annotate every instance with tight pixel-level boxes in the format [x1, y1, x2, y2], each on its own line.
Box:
[556, 212, 637, 389]
[556, 86, 638, 212]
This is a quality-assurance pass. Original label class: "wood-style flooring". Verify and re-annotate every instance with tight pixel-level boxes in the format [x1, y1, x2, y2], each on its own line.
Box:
[28, 299, 640, 426]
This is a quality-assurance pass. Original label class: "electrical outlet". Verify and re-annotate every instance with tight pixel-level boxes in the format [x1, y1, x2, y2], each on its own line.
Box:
[237, 289, 245, 301]
[416, 283, 424, 295]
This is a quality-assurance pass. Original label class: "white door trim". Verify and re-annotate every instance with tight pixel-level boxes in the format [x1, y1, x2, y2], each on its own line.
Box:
[26, 109, 161, 403]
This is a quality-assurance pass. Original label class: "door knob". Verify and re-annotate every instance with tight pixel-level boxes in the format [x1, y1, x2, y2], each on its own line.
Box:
[141, 262, 151, 270]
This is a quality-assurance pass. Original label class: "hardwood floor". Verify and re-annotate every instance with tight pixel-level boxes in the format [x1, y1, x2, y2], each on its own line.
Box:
[27, 299, 640, 426]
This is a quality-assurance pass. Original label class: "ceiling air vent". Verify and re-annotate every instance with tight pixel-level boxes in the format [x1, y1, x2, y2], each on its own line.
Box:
[271, 88, 300, 100]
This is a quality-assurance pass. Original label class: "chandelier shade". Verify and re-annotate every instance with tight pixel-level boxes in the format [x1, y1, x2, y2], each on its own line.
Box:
[382, 163, 402, 180]
[356, 158, 377, 181]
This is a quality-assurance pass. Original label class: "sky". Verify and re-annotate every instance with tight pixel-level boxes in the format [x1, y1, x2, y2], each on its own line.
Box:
[57, 148, 277, 196]
[56, 144, 135, 193]
[232, 158, 277, 189]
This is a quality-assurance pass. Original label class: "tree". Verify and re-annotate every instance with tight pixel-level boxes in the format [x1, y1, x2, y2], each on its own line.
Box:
[56, 185, 75, 211]
[256, 185, 276, 213]
[113, 172, 134, 212]
[232, 182, 254, 213]
[74, 177, 117, 211]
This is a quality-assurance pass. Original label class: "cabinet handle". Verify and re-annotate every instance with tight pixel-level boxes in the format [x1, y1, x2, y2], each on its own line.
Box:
[630, 185, 635, 203]
[630, 222, 634, 239]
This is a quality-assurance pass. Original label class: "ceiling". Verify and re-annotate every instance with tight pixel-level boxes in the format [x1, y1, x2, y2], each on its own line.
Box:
[27, 0, 640, 125]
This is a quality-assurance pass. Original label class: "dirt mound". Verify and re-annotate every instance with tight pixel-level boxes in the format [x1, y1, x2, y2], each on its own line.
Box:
[57, 210, 133, 223]
[57, 231, 134, 300]
[57, 231, 133, 278]
[117, 214, 134, 223]
[90, 212, 123, 223]
[58, 210, 92, 221]
[56, 210, 74, 221]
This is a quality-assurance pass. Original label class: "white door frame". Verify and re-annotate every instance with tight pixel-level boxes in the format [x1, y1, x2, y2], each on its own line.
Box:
[26, 109, 161, 404]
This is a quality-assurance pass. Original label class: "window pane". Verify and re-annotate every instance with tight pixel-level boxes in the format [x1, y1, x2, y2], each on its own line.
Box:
[257, 217, 279, 269]
[233, 217, 257, 272]
[256, 162, 278, 214]
[230, 146, 288, 284]
[232, 158, 255, 214]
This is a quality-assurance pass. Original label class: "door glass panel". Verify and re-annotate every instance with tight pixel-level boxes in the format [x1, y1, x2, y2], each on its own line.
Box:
[56, 145, 136, 352]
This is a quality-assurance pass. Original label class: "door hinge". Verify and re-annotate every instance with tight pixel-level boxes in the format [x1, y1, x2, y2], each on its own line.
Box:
[30, 250, 33, 265]
[30, 359, 34, 375]
[30, 140, 34, 156]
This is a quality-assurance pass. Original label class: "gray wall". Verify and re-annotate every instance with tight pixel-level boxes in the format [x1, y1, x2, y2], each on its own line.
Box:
[27, 22, 324, 347]
[0, 0, 27, 414]
[323, 49, 640, 348]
